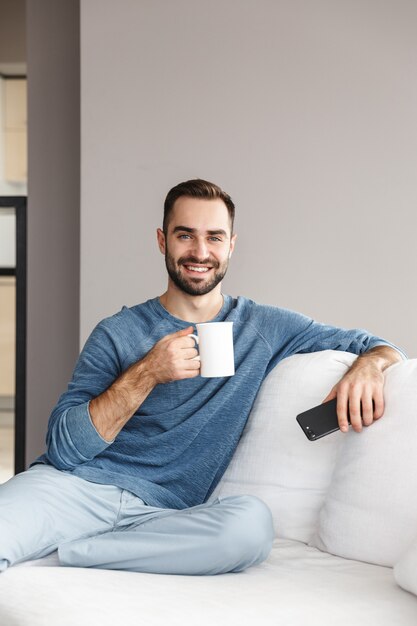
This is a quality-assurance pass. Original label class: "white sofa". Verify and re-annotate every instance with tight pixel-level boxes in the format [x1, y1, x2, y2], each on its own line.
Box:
[1, 350, 417, 626]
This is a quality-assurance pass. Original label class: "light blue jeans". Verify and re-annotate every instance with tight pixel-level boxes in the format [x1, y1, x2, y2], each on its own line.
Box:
[0, 465, 274, 575]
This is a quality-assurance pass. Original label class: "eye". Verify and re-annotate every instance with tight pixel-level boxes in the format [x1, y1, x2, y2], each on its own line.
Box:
[178, 234, 191, 239]
[208, 236, 222, 242]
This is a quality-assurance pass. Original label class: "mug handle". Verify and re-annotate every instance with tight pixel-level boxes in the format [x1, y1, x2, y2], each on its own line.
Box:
[189, 333, 200, 360]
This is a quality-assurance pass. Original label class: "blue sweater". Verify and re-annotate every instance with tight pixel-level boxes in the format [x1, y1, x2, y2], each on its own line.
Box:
[32, 296, 404, 509]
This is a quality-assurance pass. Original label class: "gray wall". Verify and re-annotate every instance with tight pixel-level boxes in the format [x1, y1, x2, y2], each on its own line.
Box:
[23, 0, 417, 465]
[26, 0, 80, 466]
[81, 0, 417, 357]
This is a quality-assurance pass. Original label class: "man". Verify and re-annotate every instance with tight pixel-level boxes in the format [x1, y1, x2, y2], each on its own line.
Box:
[0, 179, 405, 575]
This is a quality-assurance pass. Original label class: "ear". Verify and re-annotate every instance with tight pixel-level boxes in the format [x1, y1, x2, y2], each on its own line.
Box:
[229, 233, 237, 258]
[157, 228, 166, 255]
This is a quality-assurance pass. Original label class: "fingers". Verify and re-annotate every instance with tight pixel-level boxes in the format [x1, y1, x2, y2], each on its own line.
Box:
[167, 327, 200, 377]
[176, 338, 199, 364]
[166, 327, 198, 351]
[373, 388, 385, 420]
[336, 386, 350, 433]
[347, 384, 365, 432]
[161, 328, 198, 355]
[360, 392, 374, 427]
[146, 326, 201, 384]
[334, 375, 385, 434]
[182, 347, 199, 360]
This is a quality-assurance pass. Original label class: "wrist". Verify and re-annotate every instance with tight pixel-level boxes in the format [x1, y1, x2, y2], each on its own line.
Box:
[135, 353, 160, 388]
[89, 358, 157, 442]
[356, 345, 402, 373]
[113, 357, 157, 405]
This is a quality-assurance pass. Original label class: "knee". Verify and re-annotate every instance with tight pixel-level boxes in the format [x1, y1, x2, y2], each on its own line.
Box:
[219, 495, 275, 569]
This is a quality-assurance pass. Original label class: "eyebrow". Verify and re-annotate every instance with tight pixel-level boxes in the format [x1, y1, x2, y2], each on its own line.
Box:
[172, 226, 228, 237]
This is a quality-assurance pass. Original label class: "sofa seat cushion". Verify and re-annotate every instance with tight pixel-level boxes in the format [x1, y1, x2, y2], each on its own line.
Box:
[1, 540, 416, 626]
[311, 359, 417, 566]
[394, 537, 417, 596]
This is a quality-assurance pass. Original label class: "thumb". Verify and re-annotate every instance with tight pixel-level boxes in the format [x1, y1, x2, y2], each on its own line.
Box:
[157, 326, 195, 347]
[171, 326, 195, 337]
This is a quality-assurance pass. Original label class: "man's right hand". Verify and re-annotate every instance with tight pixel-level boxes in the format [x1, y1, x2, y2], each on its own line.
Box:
[143, 326, 200, 385]
[89, 326, 200, 442]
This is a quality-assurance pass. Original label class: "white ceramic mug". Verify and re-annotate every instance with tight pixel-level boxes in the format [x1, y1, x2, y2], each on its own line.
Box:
[190, 321, 235, 378]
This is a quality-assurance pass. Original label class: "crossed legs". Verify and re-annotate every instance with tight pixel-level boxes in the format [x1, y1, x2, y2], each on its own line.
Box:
[0, 465, 274, 576]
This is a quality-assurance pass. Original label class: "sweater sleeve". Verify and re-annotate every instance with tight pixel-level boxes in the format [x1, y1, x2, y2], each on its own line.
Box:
[44, 321, 122, 470]
[253, 304, 407, 376]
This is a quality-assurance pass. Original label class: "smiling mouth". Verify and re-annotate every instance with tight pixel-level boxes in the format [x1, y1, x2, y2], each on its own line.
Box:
[183, 264, 211, 273]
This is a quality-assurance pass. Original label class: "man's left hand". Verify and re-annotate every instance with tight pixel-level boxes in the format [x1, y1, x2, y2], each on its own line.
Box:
[322, 345, 403, 433]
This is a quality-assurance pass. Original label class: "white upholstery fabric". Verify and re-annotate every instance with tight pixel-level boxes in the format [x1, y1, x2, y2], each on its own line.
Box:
[394, 538, 417, 596]
[1, 539, 416, 626]
[2, 351, 417, 624]
[312, 359, 417, 566]
[212, 350, 357, 542]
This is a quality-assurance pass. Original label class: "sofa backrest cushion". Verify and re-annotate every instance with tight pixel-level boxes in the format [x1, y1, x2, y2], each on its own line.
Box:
[211, 350, 357, 543]
[311, 358, 417, 567]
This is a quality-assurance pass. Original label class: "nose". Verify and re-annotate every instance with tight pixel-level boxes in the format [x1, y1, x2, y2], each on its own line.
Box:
[191, 236, 209, 260]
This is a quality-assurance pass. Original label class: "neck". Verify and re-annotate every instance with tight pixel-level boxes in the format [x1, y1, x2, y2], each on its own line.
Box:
[159, 283, 224, 323]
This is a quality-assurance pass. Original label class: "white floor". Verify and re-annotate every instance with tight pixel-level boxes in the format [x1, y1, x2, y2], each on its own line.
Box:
[0, 420, 14, 484]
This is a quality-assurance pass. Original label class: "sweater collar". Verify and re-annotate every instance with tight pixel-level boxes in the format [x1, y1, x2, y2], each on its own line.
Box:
[150, 294, 232, 326]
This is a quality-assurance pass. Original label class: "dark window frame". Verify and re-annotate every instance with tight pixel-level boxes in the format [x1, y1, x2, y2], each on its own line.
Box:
[0, 196, 27, 474]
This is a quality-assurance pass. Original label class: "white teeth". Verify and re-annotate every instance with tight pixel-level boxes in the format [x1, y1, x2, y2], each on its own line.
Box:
[185, 265, 209, 273]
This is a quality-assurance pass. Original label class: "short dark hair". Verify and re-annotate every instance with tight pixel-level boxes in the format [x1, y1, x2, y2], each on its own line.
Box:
[163, 178, 235, 234]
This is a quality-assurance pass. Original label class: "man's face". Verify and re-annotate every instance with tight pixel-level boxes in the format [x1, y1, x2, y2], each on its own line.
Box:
[157, 197, 236, 297]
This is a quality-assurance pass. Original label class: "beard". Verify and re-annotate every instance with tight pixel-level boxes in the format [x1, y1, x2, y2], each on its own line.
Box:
[164, 249, 229, 296]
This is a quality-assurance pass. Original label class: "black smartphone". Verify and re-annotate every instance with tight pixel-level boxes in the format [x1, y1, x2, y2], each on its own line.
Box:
[296, 398, 349, 441]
